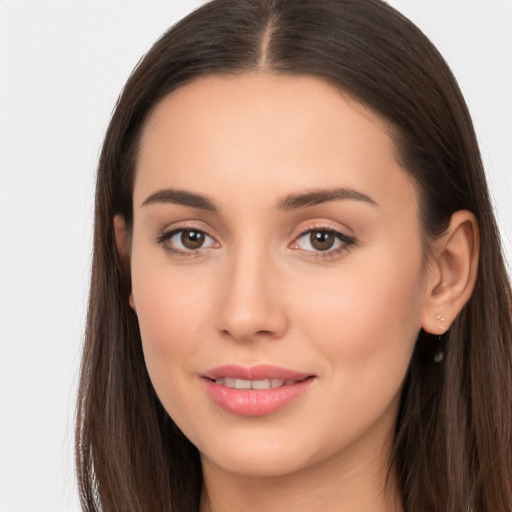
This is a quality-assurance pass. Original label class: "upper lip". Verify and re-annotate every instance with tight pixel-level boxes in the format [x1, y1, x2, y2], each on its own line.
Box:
[202, 364, 313, 381]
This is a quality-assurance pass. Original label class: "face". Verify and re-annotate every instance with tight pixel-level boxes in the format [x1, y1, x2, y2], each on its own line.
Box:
[128, 73, 430, 478]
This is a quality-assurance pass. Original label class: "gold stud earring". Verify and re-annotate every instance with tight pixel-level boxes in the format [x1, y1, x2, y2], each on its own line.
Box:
[436, 314, 447, 331]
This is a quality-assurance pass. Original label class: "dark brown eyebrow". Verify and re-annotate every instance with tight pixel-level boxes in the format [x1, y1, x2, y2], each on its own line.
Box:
[141, 186, 377, 212]
[277, 187, 378, 210]
[141, 188, 217, 211]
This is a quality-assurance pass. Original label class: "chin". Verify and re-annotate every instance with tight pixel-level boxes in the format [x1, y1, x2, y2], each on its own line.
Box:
[195, 427, 322, 478]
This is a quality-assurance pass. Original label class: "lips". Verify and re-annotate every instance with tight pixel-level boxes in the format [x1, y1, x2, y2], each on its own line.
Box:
[202, 364, 315, 416]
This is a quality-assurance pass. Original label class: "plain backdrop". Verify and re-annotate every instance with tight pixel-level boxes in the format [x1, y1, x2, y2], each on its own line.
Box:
[0, 1, 510, 511]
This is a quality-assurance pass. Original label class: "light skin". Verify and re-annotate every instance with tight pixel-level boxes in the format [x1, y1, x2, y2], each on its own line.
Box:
[115, 73, 478, 512]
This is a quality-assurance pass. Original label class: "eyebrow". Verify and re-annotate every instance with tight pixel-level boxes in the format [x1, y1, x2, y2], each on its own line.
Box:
[277, 187, 378, 210]
[141, 188, 217, 211]
[141, 186, 378, 211]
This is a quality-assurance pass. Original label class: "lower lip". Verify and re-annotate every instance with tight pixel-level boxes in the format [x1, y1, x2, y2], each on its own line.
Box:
[203, 378, 314, 417]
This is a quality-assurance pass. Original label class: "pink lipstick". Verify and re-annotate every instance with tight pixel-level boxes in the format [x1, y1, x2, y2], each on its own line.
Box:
[202, 364, 315, 416]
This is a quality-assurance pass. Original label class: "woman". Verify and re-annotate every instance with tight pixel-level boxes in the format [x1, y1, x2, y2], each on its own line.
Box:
[75, 0, 512, 510]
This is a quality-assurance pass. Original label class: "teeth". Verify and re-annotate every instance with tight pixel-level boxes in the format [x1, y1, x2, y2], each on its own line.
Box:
[224, 378, 237, 388]
[251, 379, 270, 390]
[214, 378, 292, 389]
[235, 379, 252, 390]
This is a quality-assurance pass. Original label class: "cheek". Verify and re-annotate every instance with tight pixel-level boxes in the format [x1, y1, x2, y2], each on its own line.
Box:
[292, 248, 426, 380]
[285, 252, 426, 448]
[131, 266, 219, 435]
[130, 256, 213, 390]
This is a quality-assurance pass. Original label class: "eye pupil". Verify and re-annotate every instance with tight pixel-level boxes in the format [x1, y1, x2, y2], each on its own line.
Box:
[310, 230, 335, 251]
[181, 230, 205, 249]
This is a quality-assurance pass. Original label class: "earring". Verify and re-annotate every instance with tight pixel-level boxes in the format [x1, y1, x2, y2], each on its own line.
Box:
[434, 335, 444, 363]
[436, 314, 447, 331]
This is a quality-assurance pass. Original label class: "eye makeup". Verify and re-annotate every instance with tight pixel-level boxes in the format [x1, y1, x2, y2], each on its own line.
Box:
[156, 219, 357, 262]
[156, 221, 220, 258]
[290, 229, 356, 260]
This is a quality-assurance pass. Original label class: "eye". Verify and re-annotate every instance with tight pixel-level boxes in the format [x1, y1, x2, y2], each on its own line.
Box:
[306, 230, 338, 251]
[290, 228, 356, 257]
[157, 228, 218, 254]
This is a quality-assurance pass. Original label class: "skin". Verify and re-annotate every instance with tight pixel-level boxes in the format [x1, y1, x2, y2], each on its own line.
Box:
[116, 73, 479, 512]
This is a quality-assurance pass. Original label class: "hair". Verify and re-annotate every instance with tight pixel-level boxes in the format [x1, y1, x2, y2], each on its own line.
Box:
[76, 0, 512, 510]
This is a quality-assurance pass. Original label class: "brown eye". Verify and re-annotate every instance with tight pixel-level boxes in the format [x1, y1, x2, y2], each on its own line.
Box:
[309, 230, 335, 251]
[158, 228, 217, 255]
[181, 230, 205, 250]
[290, 227, 356, 258]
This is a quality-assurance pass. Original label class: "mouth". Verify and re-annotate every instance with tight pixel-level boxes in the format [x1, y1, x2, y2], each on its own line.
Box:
[201, 364, 316, 417]
[210, 377, 308, 390]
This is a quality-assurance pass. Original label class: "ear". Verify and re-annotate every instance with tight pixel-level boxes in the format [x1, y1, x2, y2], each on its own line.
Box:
[113, 214, 136, 312]
[114, 214, 130, 260]
[421, 210, 479, 334]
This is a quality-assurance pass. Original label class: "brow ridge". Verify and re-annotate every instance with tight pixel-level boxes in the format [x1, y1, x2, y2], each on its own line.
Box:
[277, 187, 378, 210]
[141, 188, 217, 211]
[141, 186, 377, 212]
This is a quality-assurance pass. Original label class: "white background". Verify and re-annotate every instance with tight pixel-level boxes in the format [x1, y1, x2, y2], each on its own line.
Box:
[0, 1, 510, 511]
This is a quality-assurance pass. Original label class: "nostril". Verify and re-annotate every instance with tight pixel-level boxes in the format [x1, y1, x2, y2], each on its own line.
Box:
[220, 328, 274, 340]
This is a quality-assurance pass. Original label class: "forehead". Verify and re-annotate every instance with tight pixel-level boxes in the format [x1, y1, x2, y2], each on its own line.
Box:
[134, 73, 416, 213]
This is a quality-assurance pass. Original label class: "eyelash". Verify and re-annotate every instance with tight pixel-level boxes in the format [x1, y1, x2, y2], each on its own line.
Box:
[156, 224, 357, 260]
[156, 226, 218, 258]
[290, 224, 357, 261]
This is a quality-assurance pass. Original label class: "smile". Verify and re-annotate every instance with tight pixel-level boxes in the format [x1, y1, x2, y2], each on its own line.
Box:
[202, 365, 315, 416]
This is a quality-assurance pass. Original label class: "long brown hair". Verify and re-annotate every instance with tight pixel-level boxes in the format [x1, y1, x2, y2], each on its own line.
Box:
[76, 1, 512, 510]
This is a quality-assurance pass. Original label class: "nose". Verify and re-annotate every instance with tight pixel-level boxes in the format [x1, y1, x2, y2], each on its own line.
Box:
[215, 247, 288, 343]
